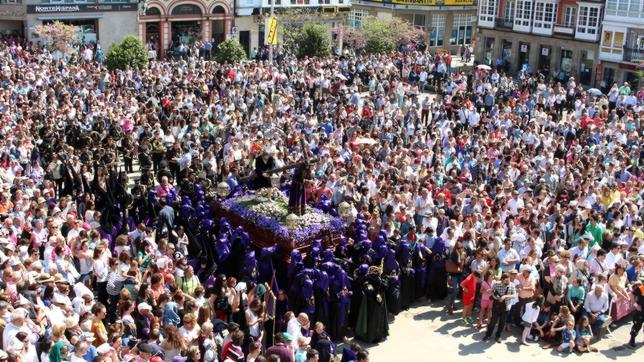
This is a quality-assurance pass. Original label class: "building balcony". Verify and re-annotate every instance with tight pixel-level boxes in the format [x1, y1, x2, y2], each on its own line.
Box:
[575, 30, 599, 42]
[532, 24, 553, 36]
[599, 49, 624, 63]
[513, 21, 532, 33]
[624, 46, 643, 63]
[494, 17, 513, 30]
[553, 23, 575, 36]
[605, 5, 644, 23]
[477, 15, 494, 29]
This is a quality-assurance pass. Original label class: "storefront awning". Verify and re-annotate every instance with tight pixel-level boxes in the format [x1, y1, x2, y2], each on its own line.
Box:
[37, 13, 103, 21]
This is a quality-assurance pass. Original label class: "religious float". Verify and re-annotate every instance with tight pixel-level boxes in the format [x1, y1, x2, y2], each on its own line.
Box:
[212, 187, 346, 253]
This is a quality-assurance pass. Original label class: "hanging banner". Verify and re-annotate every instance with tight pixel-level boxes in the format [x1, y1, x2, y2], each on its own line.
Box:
[266, 17, 278, 46]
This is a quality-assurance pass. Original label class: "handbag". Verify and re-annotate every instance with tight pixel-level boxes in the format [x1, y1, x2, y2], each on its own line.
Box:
[545, 291, 558, 305]
[445, 258, 462, 274]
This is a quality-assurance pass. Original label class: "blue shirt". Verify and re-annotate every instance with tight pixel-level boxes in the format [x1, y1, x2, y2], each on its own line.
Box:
[562, 328, 576, 343]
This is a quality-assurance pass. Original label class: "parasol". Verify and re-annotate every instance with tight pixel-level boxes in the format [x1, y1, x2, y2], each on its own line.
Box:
[355, 137, 378, 145]
[586, 88, 602, 96]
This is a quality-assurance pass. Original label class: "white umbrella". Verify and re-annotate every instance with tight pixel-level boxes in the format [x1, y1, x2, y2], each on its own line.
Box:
[355, 137, 378, 145]
[586, 88, 602, 96]
[476, 64, 492, 71]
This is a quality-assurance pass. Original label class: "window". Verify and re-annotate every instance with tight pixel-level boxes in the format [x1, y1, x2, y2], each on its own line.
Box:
[601, 31, 625, 54]
[479, 0, 497, 23]
[504, 0, 516, 22]
[347, 9, 368, 29]
[606, 0, 642, 18]
[533, 1, 556, 29]
[450, 14, 472, 45]
[515, 0, 533, 27]
[413, 14, 426, 29]
[577, 6, 599, 34]
[429, 14, 445, 47]
[563, 6, 576, 27]
[146, 6, 161, 16]
[171, 4, 202, 15]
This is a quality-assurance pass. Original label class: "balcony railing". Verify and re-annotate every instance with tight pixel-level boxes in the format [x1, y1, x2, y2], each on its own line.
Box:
[495, 17, 514, 30]
[624, 46, 643, 63]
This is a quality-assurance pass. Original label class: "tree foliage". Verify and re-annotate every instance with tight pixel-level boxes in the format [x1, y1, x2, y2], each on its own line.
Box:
[297, 24, 332, 58]
[106, 35, 148, 71]
[345, 17, 427, 54]
[33, 21, 78, 54]
[332, 24, 366, 52]
[275, 8, 336, 57]
[216, 39, 247, 63]
[363, 18, 397, 54]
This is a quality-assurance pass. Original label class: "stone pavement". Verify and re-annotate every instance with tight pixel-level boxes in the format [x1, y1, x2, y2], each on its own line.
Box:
[364, 300, 641, 362]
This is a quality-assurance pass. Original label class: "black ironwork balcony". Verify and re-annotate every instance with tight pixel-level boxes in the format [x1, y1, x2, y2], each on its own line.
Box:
[623, 46, 643, 63]
[495, 17, 514, 30]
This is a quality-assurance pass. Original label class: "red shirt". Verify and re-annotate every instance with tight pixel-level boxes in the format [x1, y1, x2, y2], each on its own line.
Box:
[460, 274, 478, 306]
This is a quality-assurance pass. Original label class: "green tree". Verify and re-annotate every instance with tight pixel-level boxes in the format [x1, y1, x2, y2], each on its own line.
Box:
[105, 35, 148, 71]
[362, 18, 396, 54]
[356, 17, 426, 54]
[216, 39, 247, 63]
[298, 24, 332, 58]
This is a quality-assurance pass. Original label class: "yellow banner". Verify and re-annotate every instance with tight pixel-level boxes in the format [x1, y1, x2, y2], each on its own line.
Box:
[377, 0, 474, 5]
[443, 0, 474, 4]
[266, 17, 278, 45]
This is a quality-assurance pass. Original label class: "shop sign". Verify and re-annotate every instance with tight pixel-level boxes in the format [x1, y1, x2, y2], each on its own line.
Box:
[27, 4, 137, 14]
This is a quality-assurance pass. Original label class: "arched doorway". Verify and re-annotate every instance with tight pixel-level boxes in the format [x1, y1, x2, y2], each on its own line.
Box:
[144, 6, 162, 53]
[170, 3, 203, 52]
[211, 5, 227, 46]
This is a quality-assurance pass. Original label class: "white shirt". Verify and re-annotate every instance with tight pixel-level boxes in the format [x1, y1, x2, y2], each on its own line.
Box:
[521, 302, 541, 323]
[246, 309, 260, 338]
[507, 197, 524, 215]
[286, 318, 302, 349]
[605, 251, 623, 271]
[93, 258, 108, 282]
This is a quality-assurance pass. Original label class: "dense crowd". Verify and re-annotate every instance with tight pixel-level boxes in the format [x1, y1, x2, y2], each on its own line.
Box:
[0, 31, 642, 362]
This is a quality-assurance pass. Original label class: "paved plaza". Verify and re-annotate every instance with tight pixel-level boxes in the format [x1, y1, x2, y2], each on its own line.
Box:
[366, 301, 641, 362]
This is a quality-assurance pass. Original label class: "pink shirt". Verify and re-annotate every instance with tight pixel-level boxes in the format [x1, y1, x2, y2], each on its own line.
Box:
[517, 274, 536, 299]
[156, 184, 171, 198]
